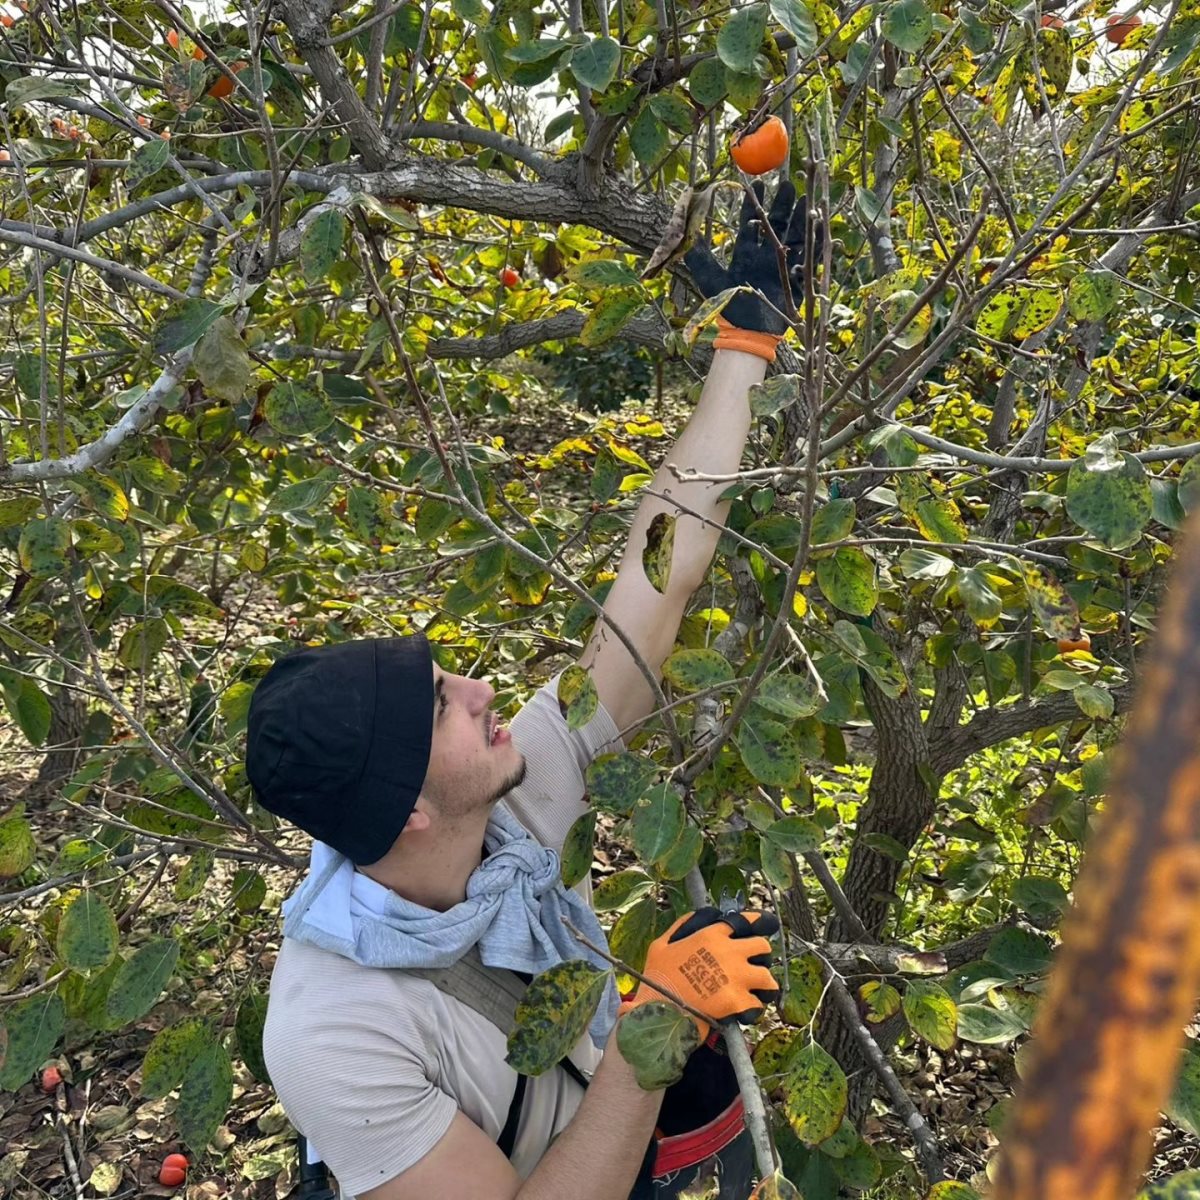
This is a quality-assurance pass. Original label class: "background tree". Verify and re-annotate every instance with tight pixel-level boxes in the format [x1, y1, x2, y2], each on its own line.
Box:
[1, 0, 1199, 1195]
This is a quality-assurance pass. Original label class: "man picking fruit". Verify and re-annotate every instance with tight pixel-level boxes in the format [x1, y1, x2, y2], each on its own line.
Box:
[249, 181, 816, 1200]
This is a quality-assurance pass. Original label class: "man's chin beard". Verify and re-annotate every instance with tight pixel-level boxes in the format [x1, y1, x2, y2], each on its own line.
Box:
[488, 756, 528, 806]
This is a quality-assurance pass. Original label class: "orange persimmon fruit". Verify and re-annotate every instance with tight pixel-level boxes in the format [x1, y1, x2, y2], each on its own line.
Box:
[730, 115, 789, 176]
[1105, 11, 1142, 44]
[1057, 632, 1092, 654]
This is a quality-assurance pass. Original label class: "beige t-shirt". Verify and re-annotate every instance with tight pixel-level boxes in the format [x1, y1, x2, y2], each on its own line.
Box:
[262, 679, 622, 1199]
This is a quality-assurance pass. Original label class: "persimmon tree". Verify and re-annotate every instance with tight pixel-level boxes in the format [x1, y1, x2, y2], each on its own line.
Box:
[1, 0, 1199, 1195]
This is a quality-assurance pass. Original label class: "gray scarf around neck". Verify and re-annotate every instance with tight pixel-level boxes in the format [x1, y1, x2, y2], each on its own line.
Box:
[281, 803, 618, 1046]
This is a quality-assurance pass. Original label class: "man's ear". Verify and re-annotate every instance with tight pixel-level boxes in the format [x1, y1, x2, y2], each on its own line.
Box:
[403, 798, 433, 834]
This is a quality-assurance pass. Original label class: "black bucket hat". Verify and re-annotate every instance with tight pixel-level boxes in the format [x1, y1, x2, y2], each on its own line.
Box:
[245, 636, 434, 865]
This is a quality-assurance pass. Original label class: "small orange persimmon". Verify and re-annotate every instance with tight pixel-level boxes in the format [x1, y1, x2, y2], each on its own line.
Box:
[1057, 632, 1092, 654]
[730, 115, 789, 176]
[1105, 11, 1142, 44]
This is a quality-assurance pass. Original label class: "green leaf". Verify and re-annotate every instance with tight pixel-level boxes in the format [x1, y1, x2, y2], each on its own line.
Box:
[561, 811, 596, 890]
[557, 665, 598, 730]
[833, 1136, 882, 1189]
[1074, 682, 1115, 719]
[975, 284, 1062, 341]
[154, 299, 223, 355]
[3, 678, 52, 747]
[913, 498, 968, 544]
[593, 868, 656, 911]
[985, 926, 1052, 976]
[5, 77, 79, 108]
[760, 835, 795, 889]
[231, 868, 266, 912]
[957, 566, 1002, 625]
[175, 849, 214, 901]
[749, 373, 801, 418]
[902, 981, 957, 1050]
[1168, 1039, 1200, 1138]
[179, 1041, 233, 1154]
[507, 960, 611, 1075]
[117, 617, 169, 672]
[141, 1017, 210, 1098]
[770, 0, 818, 54]
[569, 258, 640, 287]
[616, 1000, 700, 1089]
[1023, 563, 1082, 639]
[1179, 456, 1200, 514]
[736, 713, 804, 787]
[194, 317, 252, 402]
[570, 35, 621, 90]
[1066, 433, 1153, 549]
[764, 816, 822, 853]
[648, 93, 695, 134]
[717, 3, 769, 72]
[0, 496, 41, 528]
[781, 955, 824, 1026]
[0, 811, 37, 878]
[266, 473, 338, 514]
[899, 547, 955, 580]
[105, 938, 180, 1025]
[628, 103, 669, 168]
[1138, 1172, 1200, 1200]
[264, 381, 334, 436]
[301, 209, 347, 285]
[860, 980, 901, 1023]
[927, 1185, 983, 1200]
[955, 1002, 1025, 1045]
[235, 991, 271, 1085]
[642, 511, 675, 593]
[784, 1041, 848, 1145]
[656, 823, 703, 880]
[631, 783, 685, 864]
[861, 831, 910, 861]
[1067, 269, 1120, 321]
[609, 895, 656, 989]
[585, 753, 657, 816]
[882, 0, 933, 51]
[18, 517, 70, 576]
[661, 648, 734, 691]
[1010, 875, 1069, 922]
[753, 674, 822, 719]
[56, 892, 119, 972]
[0, 995, 64, 1092]
[811, 498, 856, 545]
[816, 548, 877, 616]
[127, 136, 171, 188]
[580, 288, 645, 346]
[688, 57, 727, 106]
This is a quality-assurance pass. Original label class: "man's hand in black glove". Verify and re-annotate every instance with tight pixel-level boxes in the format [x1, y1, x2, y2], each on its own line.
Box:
[684, 180, 821, 338]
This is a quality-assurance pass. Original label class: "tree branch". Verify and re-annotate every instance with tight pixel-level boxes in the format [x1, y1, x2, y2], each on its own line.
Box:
[931, 682, 1136, 778]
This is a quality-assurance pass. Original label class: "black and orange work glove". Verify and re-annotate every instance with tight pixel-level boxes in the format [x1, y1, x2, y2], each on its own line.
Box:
[684, 181, 822, 362]
[621, 908, 780, 1040]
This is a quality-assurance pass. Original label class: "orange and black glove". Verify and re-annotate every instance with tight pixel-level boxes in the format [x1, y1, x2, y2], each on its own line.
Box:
[622, 908, 780, 1039]
[684, 181, 822, 363]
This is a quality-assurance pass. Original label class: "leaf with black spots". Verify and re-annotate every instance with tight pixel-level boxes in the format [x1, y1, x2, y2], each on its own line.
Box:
[642, 512, 675, 594]
[0, 994, 64, 1091]
[585, 753, 658, 815]
[56, 891, 119, 972]
[557, 665, 599, 730]
[236, 992, 271, 1085]
[179, 1040, 233, 1153]
[784, 1041, 847, 1145]
[507, 961, 611, 1075]
[141, 1017, 210, 1098]
[616, 1000, 699, 1090]
[561, 811, 596, 889]
[105, 938, 180, 1026]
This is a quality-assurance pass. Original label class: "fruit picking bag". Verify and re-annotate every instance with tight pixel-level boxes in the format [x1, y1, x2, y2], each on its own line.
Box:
[627, 1038, 755, 1200]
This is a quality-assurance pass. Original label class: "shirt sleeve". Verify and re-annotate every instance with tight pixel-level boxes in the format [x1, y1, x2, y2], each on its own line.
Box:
[502, 673, 622, 859]
[266, 1000, 458, 1198]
